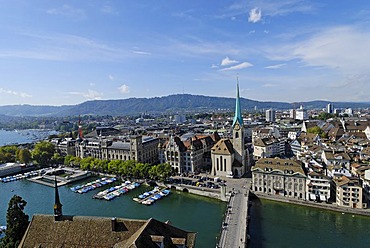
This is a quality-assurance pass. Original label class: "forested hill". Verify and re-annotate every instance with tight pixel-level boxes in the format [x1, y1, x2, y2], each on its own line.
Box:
[0, 94, 369, 117]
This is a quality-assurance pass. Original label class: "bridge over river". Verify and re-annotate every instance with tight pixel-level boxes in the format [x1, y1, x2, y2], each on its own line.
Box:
[217, 178, 251, 248]
[167, 175, 251, 248]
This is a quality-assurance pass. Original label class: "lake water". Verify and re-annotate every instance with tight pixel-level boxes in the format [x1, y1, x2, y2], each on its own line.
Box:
[0, 178, 226, 247]
[0, 129, 58, 146]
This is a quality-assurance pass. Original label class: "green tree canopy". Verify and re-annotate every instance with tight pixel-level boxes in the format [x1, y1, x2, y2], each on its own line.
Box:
[17, 149, 32, 164]
[32, 141, 55, 166]
[307, 126, 328, 139]
[0, 195, 29, 248]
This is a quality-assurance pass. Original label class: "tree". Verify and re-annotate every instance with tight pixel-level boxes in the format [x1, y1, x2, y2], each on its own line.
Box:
[17, 149, 32, 164]
[307, 126, 328, 139]
[51, 152, 64, 165]
[32, 141, 55, 165]
[0, 195, 29, 248]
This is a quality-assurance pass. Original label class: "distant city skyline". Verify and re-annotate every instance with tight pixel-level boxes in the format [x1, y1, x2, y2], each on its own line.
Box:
[0, 0, 370, 106]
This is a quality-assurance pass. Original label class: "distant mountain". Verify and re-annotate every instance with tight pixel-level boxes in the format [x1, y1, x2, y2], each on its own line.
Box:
[0, 94, 369, 117]
[0, 105, 72, 117]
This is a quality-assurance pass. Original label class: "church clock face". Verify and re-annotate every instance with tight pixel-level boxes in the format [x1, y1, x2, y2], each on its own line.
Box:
[234, 123, 240, 130]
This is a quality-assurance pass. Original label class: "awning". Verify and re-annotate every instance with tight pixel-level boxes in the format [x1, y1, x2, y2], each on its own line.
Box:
[320, 195, 326, 201]
[310, 193, 316, 200]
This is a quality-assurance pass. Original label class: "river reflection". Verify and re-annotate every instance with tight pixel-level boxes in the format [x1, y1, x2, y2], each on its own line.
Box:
[249, 199, 370, 248]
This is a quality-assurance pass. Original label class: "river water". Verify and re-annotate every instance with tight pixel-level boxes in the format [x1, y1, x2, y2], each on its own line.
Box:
[0, 178, 226, 247]
[248, 198, 370, 248]
[2, 179, 370, 247]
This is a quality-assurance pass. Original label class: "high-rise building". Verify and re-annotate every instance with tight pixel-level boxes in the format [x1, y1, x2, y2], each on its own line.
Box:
[327, 103, 334, 114]
[266, 109, 276, 122]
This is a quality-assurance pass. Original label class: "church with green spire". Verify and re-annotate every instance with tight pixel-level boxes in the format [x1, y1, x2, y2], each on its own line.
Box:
[211, 81, 248, 177]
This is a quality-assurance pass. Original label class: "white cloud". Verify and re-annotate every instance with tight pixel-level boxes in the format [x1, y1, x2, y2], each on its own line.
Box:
[249, 30, 256, 34]
[211, 64, 218, 68]
[248, 8, 262, 23]
[68, 90, 102, 100]
[108, 75, 115, 81]
[118, 84, 130, 94]
[263, 83, 279, 87]
[0, 88, 32, 98]
[221, 56, 239, 66]
[265, 63, 286, 69]
[219, 62, 253, 71]
[46, 4, 85, 19]
[0, 32, 129, 61]
[228, 0, 315, 20]
[266, 26, 370, 73]
[132, 50, 151, 55]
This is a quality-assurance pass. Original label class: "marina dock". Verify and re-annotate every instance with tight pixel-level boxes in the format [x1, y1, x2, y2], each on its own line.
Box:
[133, 186, 170, 205]
[27, 167, 91, 187]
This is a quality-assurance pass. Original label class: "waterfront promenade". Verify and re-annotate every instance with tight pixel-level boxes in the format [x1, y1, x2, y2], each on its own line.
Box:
[254, 192, 370, 217]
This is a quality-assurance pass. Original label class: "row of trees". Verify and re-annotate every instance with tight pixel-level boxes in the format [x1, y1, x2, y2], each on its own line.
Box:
[1, 140, 173, 180]
[0, 141, 58, 165]
[64, 155, 173, 180]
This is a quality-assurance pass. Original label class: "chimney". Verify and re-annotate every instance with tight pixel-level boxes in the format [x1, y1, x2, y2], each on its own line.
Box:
[111, 217, 117, 232]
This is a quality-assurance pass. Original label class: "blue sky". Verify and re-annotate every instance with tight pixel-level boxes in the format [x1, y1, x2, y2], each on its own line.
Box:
[0, 0, 370, 106]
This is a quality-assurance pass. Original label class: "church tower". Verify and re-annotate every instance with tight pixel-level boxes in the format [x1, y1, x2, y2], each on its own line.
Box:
[232, 80, 245, 177]
[54, 177, 63, 221]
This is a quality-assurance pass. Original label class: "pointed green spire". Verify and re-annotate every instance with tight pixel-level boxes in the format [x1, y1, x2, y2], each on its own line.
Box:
[232, 79, 243, 127]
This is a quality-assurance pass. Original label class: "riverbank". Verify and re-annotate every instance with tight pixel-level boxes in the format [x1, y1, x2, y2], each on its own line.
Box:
[253, 191, 370, 217]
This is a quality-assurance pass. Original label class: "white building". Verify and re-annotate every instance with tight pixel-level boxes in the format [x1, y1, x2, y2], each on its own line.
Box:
[265, 109, 276, 122]
[327, 103, 334, 114]
[296, 106, 308, 120]
[306, 171, 332, 202]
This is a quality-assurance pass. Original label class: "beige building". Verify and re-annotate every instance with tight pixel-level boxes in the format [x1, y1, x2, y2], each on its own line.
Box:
[252, 158, 307, 200]
[333, 176, 366, 209]
[253, 137, 285, 159]
[211, 139, 235, 177]
[75, 135, 159, 164]
[158, 134, 217, 174]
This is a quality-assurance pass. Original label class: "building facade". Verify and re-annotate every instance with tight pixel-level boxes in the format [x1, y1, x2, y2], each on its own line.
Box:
[75, 135, 159, 164]
[252, 158, 307, 200]
[158, 134, 216, 174]
[265, 109, 276, 122]
[334, 176, 366, 209]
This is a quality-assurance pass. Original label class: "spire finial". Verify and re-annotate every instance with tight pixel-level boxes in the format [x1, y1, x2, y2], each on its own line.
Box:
[54, 176, 63, 221]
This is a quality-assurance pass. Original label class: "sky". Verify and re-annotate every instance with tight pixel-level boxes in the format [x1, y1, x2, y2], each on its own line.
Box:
[0, 0, 370, 106]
